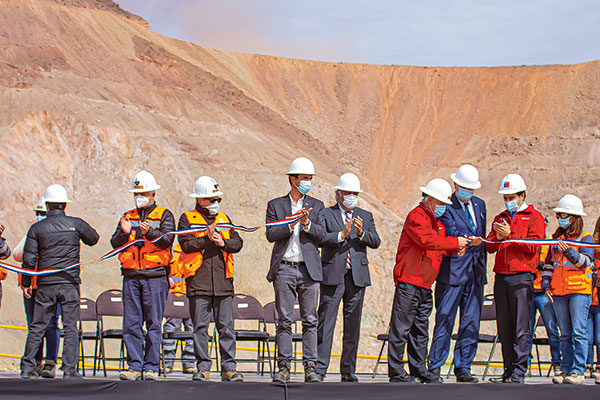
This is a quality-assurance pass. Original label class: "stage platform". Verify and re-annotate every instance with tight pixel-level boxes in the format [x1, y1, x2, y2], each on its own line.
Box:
[0, 372, 598, 399]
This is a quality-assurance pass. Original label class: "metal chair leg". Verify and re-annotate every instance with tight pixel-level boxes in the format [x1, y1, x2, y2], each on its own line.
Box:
[535, 343, 542, 377]
[372, 340, 387, 378]
[482, 336, 498, 380]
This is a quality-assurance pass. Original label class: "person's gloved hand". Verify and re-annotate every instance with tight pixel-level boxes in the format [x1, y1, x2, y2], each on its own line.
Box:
[541, 276, 551, 292]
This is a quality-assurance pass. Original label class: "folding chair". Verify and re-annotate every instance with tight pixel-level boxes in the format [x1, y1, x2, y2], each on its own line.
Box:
[447, 294, 498, 380]
[78, 298, 99, 376]
[372, 325, 390, 377]
[532, 315, 553, 377]
[232, 293, 271, 375]
[262, 299, 303, 374]
[95, 289, 125, 376]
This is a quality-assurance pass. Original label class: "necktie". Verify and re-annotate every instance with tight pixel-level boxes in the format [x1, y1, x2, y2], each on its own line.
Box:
[465, 202, 476, 232]
[344, 211, 352, 272]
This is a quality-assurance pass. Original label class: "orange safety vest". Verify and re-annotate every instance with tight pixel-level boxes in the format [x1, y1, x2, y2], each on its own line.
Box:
[179, 210, 235, 280]
[533, 239, 551, 291]
[550, 232, 594, 296]
[169, 244, 186, 297]
[117, 206, 172, 270]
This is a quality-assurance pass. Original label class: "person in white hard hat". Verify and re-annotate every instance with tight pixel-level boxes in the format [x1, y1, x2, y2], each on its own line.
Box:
[266, 157, 326, 383]
[485, 174, 545, 384]
[539, 195, 594, 385]
[176, 176, 244, 382]
[316, 173, 381, 382]
[387, 178, 468, 383]
[110, 171, 175, 381]
[20, 184, 99, 379]
[427, 165, 487, 383]
[14, 198, 61, 378]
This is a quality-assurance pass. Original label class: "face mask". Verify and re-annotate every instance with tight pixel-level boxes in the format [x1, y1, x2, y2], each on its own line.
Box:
[36, 215, 46, 222]
[433, 205, 446, 218]
[558, 216, 571, 229]
[505, 200, 519, 213]
[297, 180, 312, 195]
[205, 201, 220, 216]
[456, 187, 474, 202]
[342, 194, 358, 210]
[135, 195, 150, 209]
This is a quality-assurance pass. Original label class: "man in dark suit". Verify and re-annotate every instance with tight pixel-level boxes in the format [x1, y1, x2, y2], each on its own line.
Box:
[427, 164, 487, 383]
[266, 157, 326, 383]
[317, 173, 381, 382]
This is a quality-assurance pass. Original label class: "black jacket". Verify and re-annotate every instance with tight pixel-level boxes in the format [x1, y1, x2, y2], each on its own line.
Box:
[178, 205, 243, 297]
[22, 209, 99, 286]
[110, 202, 175, 279]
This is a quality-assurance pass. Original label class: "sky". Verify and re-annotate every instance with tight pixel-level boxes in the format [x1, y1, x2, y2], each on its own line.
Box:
[117, 0, 600, 67]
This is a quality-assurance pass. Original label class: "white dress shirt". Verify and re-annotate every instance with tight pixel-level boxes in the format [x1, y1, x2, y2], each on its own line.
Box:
[283, 194, 309, 262]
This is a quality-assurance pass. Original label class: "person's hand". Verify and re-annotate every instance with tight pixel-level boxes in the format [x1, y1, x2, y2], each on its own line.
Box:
[545, 290, 554, 303]
[211, 231, 225, 247]
[207, 223, 217, 238]
[557, 240, 569, 253]
[354, 216, 363, 237]
[140, 220, 150, 235]
[300, 208, 313, 226]
[120, 216, 131, 234]
[493, 220, 511, 240]
[168, 277, 175, 289]
[469, 236, 483, 246]
[457, 237, 469, 249]
[457, 246, 466, 257]
[0, 224, 5, 237]
[341, 218, 353, 240]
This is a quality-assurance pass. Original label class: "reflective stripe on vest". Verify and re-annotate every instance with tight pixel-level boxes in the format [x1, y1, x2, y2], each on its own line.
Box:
[180, 210, 235, 280]
[551, 232, 593, 296]
[169, 244, 186, 296]
[117, 206, 172, 270]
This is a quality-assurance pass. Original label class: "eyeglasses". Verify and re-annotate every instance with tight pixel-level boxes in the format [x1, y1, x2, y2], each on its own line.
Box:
[556, 213, 570, 219]
[35, 211, 46, 217]
[207, 198, 222, 203]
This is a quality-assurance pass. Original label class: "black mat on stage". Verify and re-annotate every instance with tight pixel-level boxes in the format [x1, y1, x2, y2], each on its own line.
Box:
[0, 379, 598, 400]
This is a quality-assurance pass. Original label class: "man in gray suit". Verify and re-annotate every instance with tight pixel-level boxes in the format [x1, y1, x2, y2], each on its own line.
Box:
[317, 173, 381, 382]
[266, 157, 326, 383]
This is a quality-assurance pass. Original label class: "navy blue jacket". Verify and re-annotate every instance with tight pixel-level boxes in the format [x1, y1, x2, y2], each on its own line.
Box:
[437, 193, 487, 286]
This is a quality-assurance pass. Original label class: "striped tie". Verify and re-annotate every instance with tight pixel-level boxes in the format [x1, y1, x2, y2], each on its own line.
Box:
[345, 211, 352, 273]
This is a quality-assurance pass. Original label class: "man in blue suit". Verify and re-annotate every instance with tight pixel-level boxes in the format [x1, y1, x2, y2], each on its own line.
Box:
[427, 164, 487, 383]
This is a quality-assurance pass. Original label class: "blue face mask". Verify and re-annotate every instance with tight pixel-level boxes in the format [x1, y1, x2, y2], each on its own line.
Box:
[505, 200, 519, 213]
[456, 187, 474, 202]
[297, 180, 312, 195]
[433, 205, 446, 218]
[558, 216, 571, 228]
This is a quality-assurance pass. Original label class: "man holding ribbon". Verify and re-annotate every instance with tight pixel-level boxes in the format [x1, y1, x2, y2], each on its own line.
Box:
[266, 157, 326, 383]
[427, 164, 487, 383]
[20, 184, 99, 379]
[486, 174, 545, 384]
[110, 170, 175, 381]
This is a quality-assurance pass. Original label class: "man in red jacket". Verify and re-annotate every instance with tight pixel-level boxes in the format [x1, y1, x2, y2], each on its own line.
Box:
[388, 178, 467, 383]
[486, 174, 545, 384]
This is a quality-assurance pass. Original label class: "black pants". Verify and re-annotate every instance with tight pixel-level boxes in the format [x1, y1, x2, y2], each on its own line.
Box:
[388, 282, 433, 378]
[494, 272, 533, 378]
[317, 271, 366, 376]
[21, 284, 80, 373]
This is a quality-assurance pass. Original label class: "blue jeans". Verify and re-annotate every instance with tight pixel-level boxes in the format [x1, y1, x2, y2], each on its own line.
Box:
[23, 291, 60, 363]
[529, 293, 561, 365]
[587, 306, 600, 365]
[553, 294, 590, 375]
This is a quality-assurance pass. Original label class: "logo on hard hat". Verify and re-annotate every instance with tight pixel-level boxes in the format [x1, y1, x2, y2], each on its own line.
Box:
[133, 179, 143, 189]
[503, 181, 510, 188]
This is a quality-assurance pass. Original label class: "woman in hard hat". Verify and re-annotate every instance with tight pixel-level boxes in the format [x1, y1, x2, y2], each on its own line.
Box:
[13, 199, 61, 378]
[544, 195, 595, 385]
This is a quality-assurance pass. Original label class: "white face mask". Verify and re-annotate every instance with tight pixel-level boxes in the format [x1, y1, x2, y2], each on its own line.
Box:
[205, 201, 220, 215]
[342, 194, 359, 210]
[134, 195, 150, 209]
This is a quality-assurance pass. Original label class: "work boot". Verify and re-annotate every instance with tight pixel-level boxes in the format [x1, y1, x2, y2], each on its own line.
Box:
[304, 363, 321, 383]
[563, 373, 584, 385]
[586, 365, 593, 378]
[41, 360, 56, 379]
[183, 366, 195, 374]
[192, 370, 210, 382]
[221, 369, 243, 382]
[272, 366, 290, 383]
[164, 366, 173, 374]
[34, 361, 44, 376]
[552, 363, 562, 377]
[593, 366, 600, 379]
[119, 370, 142, 381]
[63, 371, 84, 379]
[20, 370, 40, 379]
[144, 370, 158, 381]
[552, 373, 566, 384]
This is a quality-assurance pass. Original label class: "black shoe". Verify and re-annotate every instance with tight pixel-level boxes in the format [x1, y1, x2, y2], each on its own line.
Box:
[341, 374, 359, 383]
[390, 374, 416, 383]
[272, 366, 290, 384]
[20, 370, 39, 379]
[63, 371, 84, 379]
[508, 374, 524, 384]
[456, 372, 479, 383]
[419, 371, 443, 384]
[305, 365, 321, 383]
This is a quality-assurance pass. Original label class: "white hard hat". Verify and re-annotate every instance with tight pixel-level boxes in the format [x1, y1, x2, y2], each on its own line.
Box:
[129, 170, 161, 193]
[33, 198, 47, 212]
[43, 184, 71, 203]
[334, 173, 362, 193]
[553, 194, 586, 216]
[420, 178, 453, 205]
[450, 164, 481, 190]
[189, 176, 223, 198]
[286, 157, 315, 175]
[498, 174, 527, 195]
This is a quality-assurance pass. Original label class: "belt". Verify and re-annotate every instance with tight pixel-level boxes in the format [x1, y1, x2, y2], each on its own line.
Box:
[281, 260, 305, 267]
